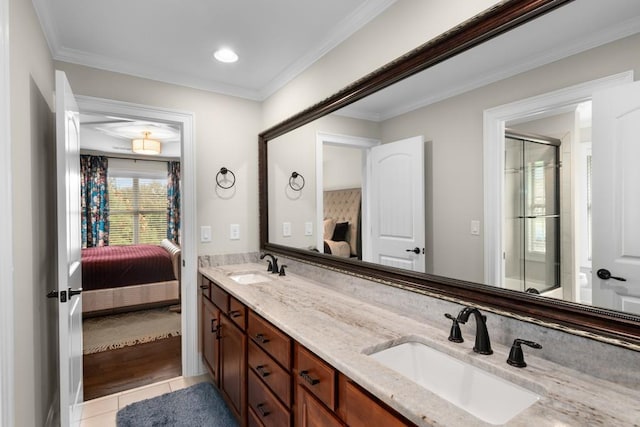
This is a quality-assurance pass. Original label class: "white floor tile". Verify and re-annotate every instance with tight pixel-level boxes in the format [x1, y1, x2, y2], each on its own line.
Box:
[80, 395, 118, 420]
[79, 410, 117, 427]
[118, 382, 171, 408]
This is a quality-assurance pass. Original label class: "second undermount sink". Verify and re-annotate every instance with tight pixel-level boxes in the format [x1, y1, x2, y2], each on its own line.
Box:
[369, 341, 540, 425]
[228, 272, 273, 285]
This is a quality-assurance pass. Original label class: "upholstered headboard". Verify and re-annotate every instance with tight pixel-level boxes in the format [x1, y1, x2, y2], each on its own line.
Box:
[323, 188, 361, 256]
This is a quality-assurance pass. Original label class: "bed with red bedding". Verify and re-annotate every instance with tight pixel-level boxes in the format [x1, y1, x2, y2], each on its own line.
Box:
[81, 240, 181, 315]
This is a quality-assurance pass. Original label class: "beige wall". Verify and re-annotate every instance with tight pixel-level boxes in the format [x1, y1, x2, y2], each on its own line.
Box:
[9, 0, 56, 425]
[379, 33, 640, 283]
[262, 0, 500, 128]
[55, 62, 263, 257]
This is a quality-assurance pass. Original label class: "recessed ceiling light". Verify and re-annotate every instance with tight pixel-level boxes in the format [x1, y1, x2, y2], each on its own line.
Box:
[214, 48, 238, 63]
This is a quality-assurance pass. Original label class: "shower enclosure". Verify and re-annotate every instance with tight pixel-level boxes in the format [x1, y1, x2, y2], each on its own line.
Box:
[504, 129, 561, 294]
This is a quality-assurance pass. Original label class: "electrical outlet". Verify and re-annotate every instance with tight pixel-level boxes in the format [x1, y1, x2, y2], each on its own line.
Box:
[304, 222, 313, 236]
[283, 222, 292, 237]
[230, 224, 240, 240]
[200, 225, 212, 242]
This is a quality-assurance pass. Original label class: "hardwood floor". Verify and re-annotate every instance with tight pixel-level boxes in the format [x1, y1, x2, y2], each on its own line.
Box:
[83, 335, 182, 401]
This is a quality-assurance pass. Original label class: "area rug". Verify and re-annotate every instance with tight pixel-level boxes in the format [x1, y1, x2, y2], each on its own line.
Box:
[83, 307, 181, 355]
[116, 382, 238, 427]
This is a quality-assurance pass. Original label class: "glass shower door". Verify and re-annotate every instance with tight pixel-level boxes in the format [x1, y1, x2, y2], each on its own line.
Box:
[504, 134, 560, 293]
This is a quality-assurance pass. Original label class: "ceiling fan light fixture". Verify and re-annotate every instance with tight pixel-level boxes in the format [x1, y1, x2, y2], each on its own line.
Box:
[214, 48, 238, 63]
[132, 131, 161, 155]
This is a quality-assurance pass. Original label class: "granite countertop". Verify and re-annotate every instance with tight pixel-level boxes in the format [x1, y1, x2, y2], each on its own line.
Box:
[199, 263, 639, 427]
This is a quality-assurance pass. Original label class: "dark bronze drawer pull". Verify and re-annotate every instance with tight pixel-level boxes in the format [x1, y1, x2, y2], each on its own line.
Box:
[256, 403, 270, 417]
[228, 310, 242, 318]
[199, 284, 209, 289]
[254, 333, 270, 344]
[210, 318, 219, 333]
[299, 370, 319, 386]
[255, 364, 270, 378]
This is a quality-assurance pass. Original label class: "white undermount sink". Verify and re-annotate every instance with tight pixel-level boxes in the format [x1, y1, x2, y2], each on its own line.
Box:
[369, 341, 540, 425]
[228, 272, 273, 285]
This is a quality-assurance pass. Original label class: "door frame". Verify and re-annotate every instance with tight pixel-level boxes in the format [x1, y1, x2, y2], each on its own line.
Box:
[483, 70, 633, 291]
[76, 95, 199, 376]
[0, 0, 14, 424]
[315, 132, 380, 259]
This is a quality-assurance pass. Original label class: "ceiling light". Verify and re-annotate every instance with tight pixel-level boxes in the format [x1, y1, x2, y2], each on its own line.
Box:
[214, 48, 238, 63]
[132, 131, 161, 155]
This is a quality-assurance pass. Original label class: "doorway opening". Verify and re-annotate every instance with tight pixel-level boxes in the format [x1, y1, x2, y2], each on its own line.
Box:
[75, 95, 198, 400]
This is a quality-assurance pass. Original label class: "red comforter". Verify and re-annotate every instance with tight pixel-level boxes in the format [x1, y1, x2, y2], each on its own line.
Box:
[81, 244, 176, 291]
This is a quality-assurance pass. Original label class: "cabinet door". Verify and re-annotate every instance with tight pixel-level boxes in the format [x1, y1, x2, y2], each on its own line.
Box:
[220, 313, 247, 422]
[202, 297, 220, 384]
[296, 385, 343, 427]
[338, 376, 412, 427]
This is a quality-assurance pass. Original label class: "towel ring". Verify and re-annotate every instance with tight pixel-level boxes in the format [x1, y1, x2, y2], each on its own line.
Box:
[289, 172, 305, 191]
[216, 167, 236, 189]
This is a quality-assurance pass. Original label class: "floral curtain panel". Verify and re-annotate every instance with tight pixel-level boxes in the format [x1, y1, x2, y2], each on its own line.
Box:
[167, 161, 181, 244]
[81, 155, 109, 248]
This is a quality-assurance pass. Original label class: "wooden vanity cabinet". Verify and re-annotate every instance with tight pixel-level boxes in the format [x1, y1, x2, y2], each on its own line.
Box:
[220, 313, 247, 422]
[199, 275, 415, 427]
[201, 296, 220, 384]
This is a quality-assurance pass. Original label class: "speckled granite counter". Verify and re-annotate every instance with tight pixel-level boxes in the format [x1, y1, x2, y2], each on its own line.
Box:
[200, 263, 639, 426]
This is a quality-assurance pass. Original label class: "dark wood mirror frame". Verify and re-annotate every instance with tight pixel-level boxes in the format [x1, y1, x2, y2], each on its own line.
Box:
[259, 0, 640, 348]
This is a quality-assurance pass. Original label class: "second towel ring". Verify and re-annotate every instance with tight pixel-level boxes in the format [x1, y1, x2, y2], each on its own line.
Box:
[289, 172, 305, 191]
[216, 167, 236, 189]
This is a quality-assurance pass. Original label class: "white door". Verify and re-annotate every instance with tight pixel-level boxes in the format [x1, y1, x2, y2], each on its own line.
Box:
[591, 81, 640, 314]
[369, 136, 425, 272]
[55, 70, 83, 426]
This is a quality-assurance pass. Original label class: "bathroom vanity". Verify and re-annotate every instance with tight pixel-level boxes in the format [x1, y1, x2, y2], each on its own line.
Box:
[199, 262, 639, 426]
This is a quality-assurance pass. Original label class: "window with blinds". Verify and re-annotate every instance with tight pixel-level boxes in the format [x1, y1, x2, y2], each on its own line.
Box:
[108, 176, 167, 245]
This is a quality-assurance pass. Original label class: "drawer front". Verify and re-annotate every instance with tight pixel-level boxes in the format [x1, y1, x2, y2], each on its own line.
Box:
[248, 311, 292, 371]
[248, 407, 265, 427]
[296, 384, 344, 427]
[248, 341, 291, 408]
[339, 376, 411, 427]
[228, 296, 247, 330]
[248, 370, 291, 427]
[295, 345, 336, 411]
[210, 283, 229, 312]
[199, 275, 211, 300]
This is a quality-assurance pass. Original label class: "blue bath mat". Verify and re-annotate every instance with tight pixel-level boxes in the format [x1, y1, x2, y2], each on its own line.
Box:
[116, 382, 238, 427]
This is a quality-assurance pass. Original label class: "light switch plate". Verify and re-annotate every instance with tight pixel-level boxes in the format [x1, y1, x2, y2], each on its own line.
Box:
[470, 220, 480, 236]
[283, 222, 292, 237]
[230, 224, 240, 240]
[304, 222, 313, 236]
[201, 225, 212, 242]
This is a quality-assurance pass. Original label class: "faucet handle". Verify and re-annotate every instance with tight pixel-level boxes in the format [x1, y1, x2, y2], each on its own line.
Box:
[507, 339, 542, 368]
[444, 313, 464, 343]
[266, 260, 273, 272]
[279, 265, 287, 276]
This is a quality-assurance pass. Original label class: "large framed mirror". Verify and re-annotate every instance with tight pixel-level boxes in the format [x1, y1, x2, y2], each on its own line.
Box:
[259, 0, 640, 347]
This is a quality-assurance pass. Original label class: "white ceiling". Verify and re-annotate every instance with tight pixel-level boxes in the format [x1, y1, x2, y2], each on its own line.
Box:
[336, 0, 640, 121]
[33, 0, 396, 101]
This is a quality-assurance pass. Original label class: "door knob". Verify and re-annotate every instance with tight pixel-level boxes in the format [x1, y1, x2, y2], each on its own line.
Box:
[405, 247, 421, 254]
[46, 290, 58, 299]
[596, 269, 626, 282]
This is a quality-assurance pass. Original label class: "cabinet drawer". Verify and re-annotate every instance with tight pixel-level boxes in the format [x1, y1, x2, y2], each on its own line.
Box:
[248, 370, 291, 427]
[199, 275, 211, 300]
[295, 345, 336, 411]
[338, 375, 412, 427]
[296, 384, 343, 427]
[248, 341, 291, 408]
[248, 407, 264, 427]
[228, 296, 247, 331]
[248, 311, 292, 371]
[210, 283, 229, 312]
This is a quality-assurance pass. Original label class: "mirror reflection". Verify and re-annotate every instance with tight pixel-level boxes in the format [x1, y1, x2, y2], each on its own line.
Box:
[267, 0, 640, 315]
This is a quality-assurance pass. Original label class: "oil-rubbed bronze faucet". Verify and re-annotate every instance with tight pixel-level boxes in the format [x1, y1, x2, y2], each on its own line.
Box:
[259, 253, 279, 274]
[456, 306, 493, 355]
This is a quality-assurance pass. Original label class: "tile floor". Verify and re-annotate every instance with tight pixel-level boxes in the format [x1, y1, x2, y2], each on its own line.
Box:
[78, 374, 212, 427]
